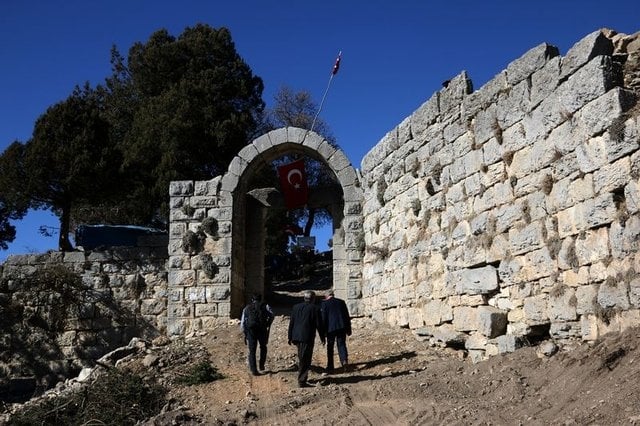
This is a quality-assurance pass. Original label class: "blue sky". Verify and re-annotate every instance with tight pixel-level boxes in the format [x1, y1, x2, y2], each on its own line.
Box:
[1, 0, 638, 261]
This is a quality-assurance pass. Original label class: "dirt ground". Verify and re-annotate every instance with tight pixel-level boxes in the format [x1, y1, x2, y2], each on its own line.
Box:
[8, 262, 640, 425]
[154, 291, 640, 425]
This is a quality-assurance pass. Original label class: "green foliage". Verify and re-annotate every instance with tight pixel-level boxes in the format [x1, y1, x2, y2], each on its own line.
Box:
[176, 361, 223, 386]
[106, 24, 265, 223]
[0, 143, 30, 249]
[0, 85, 118, 250]
[0, 201, 19, 250]
[8, 368, 167, 426]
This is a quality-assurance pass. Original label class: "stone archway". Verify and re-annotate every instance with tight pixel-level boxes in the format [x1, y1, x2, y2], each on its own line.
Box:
[167, 127, 363, 336]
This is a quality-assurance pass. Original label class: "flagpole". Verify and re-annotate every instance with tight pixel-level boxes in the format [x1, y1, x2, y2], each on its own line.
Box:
[311, 51, 341, 133]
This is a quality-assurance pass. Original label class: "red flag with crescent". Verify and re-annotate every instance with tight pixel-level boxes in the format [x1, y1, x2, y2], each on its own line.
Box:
[277, 159, 309, 209]
[332, 52, 341, 75]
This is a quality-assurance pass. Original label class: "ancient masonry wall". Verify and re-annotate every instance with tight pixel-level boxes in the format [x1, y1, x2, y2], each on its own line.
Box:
[166, 176, 233, 336]
[360, 29, 640, 361]
[0, 237, 168, 374]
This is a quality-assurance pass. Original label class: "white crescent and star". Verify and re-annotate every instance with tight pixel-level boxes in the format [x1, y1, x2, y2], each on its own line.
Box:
[287, 168, 303, 189]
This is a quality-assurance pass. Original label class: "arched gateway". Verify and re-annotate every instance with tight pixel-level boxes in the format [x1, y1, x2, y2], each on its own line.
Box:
[166, 127, 363, 336]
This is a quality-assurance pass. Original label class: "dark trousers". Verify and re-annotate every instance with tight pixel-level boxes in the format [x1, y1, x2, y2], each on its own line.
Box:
[296, 341, 315, 384]
[246, 328, 268, 373]
[326, 330, 348, 370]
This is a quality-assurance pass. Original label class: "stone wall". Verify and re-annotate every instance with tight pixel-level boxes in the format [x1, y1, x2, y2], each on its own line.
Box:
[0, 237, 168, 382]
[166, 176, 233, 336]
[360, 29, 640, 361]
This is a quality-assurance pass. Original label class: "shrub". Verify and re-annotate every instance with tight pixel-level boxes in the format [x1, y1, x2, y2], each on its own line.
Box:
[411, 199, 421, 217]
[176, 361, 223, 386]
[182, 230, 205, 254]
[367, 245, 389, 260]
[182, 203, 196, 217]
[492, 119, 503, 144]
[200, 254, 219, 279]
[9, 368, 167, 425]
[549, 284, 565, 298]
[502, 150, 514, 166]
[376, 178, 387, 206]
[541, 174, 554, 195]
[431, 162, 443, 186]
[201, 217, 219, 239]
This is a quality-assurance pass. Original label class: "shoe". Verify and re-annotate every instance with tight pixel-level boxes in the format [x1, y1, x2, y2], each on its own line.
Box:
[251, 371, 260, 376]
[298, 382, 313, 388]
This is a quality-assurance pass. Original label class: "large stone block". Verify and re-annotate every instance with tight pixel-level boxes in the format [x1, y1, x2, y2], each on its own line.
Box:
[422, 299, 453, 326]
[576, 284, 598, 314]
[451, 265, 499, 295]
[439, 71, 472, 115]
[593, 157, 631, 195]
[523, 295, 548, 325]
[453, 306, 477, 332]
[508, 221, 546, 256]
[530, 56, 562, 107]
[598, 280, 630, 309]
[575, 227, 610, 265]
[494, 334, 521, 354]
[560, 30, 614, 80]
[506, 42, 560, 86]
[548, 287, 578, 321]
[476, 305, 507, 338]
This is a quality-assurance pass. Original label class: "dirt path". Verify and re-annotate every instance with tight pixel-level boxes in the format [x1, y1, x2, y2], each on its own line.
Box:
[165, 308, 640, 425]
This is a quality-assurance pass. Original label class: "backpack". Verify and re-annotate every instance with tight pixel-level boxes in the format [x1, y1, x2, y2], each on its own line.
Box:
[245, 301, 272, 330]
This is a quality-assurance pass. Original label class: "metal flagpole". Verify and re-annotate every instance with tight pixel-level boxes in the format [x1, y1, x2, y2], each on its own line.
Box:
[311, 51, 341, 133]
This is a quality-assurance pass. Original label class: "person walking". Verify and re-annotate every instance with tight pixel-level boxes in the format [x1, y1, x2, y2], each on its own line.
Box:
[320, 289, 352, 373]
[241, 293, 274, 376]
[288, 290, 325, 387]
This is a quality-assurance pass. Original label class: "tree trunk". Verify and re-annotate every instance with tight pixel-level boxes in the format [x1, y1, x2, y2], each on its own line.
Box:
[58, 200, 73, 251]
[303, 208, 315, 237]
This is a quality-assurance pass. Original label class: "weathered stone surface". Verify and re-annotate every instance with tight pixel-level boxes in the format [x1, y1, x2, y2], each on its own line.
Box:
[523, 295, 548, 325]
[560, 30, 614, 80]
[548, 288, 578, 321]
[422, 299, 453, 326]
[451, 266, 499, 295]
[506, 42, 560, 86]
[476, 305, 507, 338]
[598, 280, 631, 309]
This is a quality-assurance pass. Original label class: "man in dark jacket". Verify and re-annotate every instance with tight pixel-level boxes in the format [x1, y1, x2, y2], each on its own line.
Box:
[320, 289, 352, 372]
[241, 293, 274, 375]
[288, 290, 325, 387]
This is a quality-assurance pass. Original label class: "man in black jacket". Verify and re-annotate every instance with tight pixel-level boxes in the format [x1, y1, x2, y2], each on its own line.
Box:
[320, 289, 352, 373]
[288, 290, 325, 387]
[241, 293, 274, 375]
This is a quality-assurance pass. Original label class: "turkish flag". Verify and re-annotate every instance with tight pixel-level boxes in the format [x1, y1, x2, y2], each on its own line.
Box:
[332, 52, 341, 75]
[277, 159, 309, 209]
